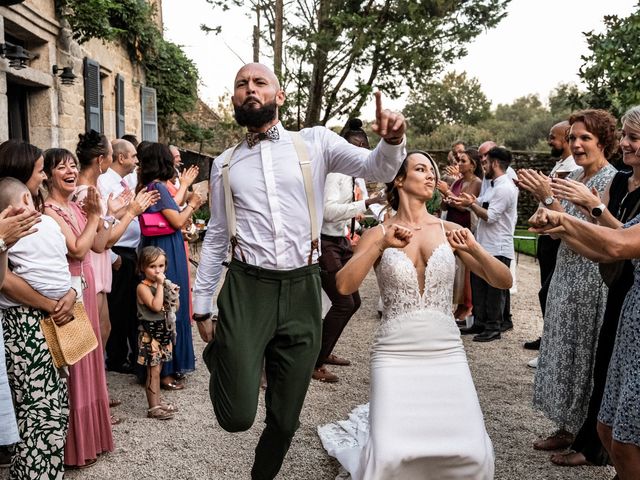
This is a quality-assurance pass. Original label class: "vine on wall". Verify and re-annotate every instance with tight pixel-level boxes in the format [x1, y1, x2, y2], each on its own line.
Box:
[56, 0, 199, 132]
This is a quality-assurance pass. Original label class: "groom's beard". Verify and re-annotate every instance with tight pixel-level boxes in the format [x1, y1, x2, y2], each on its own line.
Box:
[234, 100, 278, 128]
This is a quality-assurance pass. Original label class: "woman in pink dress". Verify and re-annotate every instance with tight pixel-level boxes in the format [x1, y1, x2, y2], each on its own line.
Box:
[43, 147, 113, 468]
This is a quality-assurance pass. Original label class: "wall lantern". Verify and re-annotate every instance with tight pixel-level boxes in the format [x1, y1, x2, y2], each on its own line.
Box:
[0, 41, 38, 69]
[52, 64, 76, 85]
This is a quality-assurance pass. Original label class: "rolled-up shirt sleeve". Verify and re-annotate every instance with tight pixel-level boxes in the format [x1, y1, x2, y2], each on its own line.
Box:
[323, 174, 367, 223]
[319, 128, 406, 182]
[193, 156, 230, 315]
[486, 186, 512, 224]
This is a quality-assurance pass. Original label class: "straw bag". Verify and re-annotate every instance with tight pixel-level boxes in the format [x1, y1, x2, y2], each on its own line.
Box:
[40, 301, 98, 369]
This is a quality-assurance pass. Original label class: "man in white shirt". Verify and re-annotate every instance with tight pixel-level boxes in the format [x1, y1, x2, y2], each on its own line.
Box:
[193, 63, 406, 480]
[98, 138, 140, 373]
[453, 147, 518, 342]
[517, 120, 577, 356]
[313, 133, 386, 383]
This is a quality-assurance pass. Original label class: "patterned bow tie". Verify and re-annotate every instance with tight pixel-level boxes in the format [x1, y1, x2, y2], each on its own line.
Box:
[246, 126, 280, 148]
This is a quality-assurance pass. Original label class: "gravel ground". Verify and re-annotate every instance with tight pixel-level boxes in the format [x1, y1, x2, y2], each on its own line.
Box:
[2, 255, 617, 480]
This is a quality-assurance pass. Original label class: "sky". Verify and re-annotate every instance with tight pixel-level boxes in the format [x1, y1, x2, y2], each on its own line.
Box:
[162, 0, 638, 120]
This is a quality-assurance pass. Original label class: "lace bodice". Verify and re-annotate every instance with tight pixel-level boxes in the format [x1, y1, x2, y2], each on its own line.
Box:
[375, 241, 455, 333]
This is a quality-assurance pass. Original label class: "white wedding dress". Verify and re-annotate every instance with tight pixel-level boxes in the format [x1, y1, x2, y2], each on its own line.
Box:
[318, 225, 494, 480]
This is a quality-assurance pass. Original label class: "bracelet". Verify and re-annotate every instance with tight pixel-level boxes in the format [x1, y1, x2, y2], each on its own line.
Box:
[186, 203, 196, 210]
[192, 313, 212, 323]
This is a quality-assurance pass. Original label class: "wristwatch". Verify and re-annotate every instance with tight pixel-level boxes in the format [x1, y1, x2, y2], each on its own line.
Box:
[543, 196, 555, 206]
[591, 203, 606, 218]
[0, 238, 7, 254]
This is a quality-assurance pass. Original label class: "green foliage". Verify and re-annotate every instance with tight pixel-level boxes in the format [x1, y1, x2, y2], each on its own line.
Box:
[405, 71, 491, 136]
[57, 0, 199, 128]
[579, 6, 640, 117]
[548, 82, 590, 118]
[204, 0, 511, 127]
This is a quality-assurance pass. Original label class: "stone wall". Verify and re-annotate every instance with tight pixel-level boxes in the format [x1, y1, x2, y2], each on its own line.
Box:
[0, 0, 160, 150]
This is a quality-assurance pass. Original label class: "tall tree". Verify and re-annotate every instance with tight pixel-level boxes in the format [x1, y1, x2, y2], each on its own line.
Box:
[205, 0, 510, 127]
[404, 71, 491, 135]
[579, 5, 640, 117]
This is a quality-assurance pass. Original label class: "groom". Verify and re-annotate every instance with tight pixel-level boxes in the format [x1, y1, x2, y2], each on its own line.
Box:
[192, 63, 407, 479]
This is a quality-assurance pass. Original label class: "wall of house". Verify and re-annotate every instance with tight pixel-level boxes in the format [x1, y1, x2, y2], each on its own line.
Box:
[0, 0, 161, 150]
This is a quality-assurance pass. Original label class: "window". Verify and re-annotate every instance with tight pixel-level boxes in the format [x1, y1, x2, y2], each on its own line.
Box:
[140, 86, 158, 141]
[6, 81, 29, 141]
[83, 57, 103, 133]
[115, 74, 125, 138]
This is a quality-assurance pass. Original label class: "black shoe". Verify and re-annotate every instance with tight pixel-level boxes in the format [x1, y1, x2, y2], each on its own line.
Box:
[473, 331, 501, 342]
[500, 323, 514, 333]
[106, 362, 134, 374]
[460, 324, 484, 335]
[0, 445, 13, 468]
[524, 337, 541, 350]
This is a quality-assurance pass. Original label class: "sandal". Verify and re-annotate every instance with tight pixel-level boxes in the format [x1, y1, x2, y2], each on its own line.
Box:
[550, 451, 594, 467]
[160, 402, 178, 413]
[147, 405, 174, 420]
[110, 414, 124, 426]
[109, 398, 122, 408]
[160, 380, 184, 391]
[533, 430, 574, 451]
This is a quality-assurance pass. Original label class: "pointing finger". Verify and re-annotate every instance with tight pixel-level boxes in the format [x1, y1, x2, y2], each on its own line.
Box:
[375, 91, 382, 119]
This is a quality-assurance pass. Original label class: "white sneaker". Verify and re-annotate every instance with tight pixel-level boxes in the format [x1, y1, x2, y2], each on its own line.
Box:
[527, 356, 538, 368]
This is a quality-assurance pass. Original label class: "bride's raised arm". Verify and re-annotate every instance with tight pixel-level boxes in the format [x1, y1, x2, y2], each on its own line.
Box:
[445, 224, 513, 290]
[336, 223, 413, 295]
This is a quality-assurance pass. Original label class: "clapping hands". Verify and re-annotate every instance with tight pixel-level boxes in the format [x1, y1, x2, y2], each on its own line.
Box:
[0, 206, 41, 248]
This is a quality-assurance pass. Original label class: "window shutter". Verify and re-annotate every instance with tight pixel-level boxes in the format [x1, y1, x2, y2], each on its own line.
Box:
[83, 57, 102, 133]
[140, 86, 158, 141]
[116, 74, 125, 138]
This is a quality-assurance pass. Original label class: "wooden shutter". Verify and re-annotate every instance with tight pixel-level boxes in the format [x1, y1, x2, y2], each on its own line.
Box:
[140, 86, 158, 141]
[83, 57, 102, 133]
[115, 74, 125, 138]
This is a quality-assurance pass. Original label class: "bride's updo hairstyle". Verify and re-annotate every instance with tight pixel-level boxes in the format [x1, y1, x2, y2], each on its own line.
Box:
[76, 129, 110, 169]
[385, 150, 440, 211]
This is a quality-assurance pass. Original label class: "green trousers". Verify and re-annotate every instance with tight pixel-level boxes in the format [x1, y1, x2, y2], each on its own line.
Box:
[203, 259, 322, 480]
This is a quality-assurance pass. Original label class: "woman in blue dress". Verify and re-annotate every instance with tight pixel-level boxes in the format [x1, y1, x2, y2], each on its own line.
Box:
[137, 143, 204, 389]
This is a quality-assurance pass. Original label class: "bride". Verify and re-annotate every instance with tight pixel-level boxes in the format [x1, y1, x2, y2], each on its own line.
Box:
[317, 151, 512, 480]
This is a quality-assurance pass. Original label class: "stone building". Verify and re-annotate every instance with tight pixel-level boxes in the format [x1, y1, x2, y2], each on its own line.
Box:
[0, 0, 161, 150]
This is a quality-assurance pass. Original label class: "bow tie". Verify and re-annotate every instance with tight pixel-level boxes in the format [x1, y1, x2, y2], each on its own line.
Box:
[246, 126, 280, 148]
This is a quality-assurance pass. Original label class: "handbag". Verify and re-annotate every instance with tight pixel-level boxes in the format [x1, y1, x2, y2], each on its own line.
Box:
[40, 301, 98, 368]
[140, 211, 176, 237]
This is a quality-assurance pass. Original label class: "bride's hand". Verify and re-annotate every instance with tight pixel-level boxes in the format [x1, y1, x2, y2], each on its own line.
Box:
[381, 224, 413, 249]
[446, 228, 479, 254]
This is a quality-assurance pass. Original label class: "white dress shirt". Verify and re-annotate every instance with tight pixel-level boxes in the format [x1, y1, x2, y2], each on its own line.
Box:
[321, 173, 368, 237]
[193, 122, 406, 314]
[0, 216, 71, 308]
[475, 174, 518, 260]
[549, 155, 578, 177]
[97, 168, 140, 250]
[479, 165, 518, 198]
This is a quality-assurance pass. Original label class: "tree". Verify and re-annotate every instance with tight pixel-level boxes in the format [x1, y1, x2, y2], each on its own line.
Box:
[485, 95, 554, 150]
[579, 5, 640, 117]
[205, 0, 510, 127]
[548, 82, 589, 119]
[404, 71, 491, 136]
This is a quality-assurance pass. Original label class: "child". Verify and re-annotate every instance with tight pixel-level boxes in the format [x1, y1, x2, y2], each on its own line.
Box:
[0, 177, 72, 479]
[136, 246, 180, 420]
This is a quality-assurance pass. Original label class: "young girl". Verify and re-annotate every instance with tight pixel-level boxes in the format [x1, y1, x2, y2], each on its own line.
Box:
[136, 246, 180, 420]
